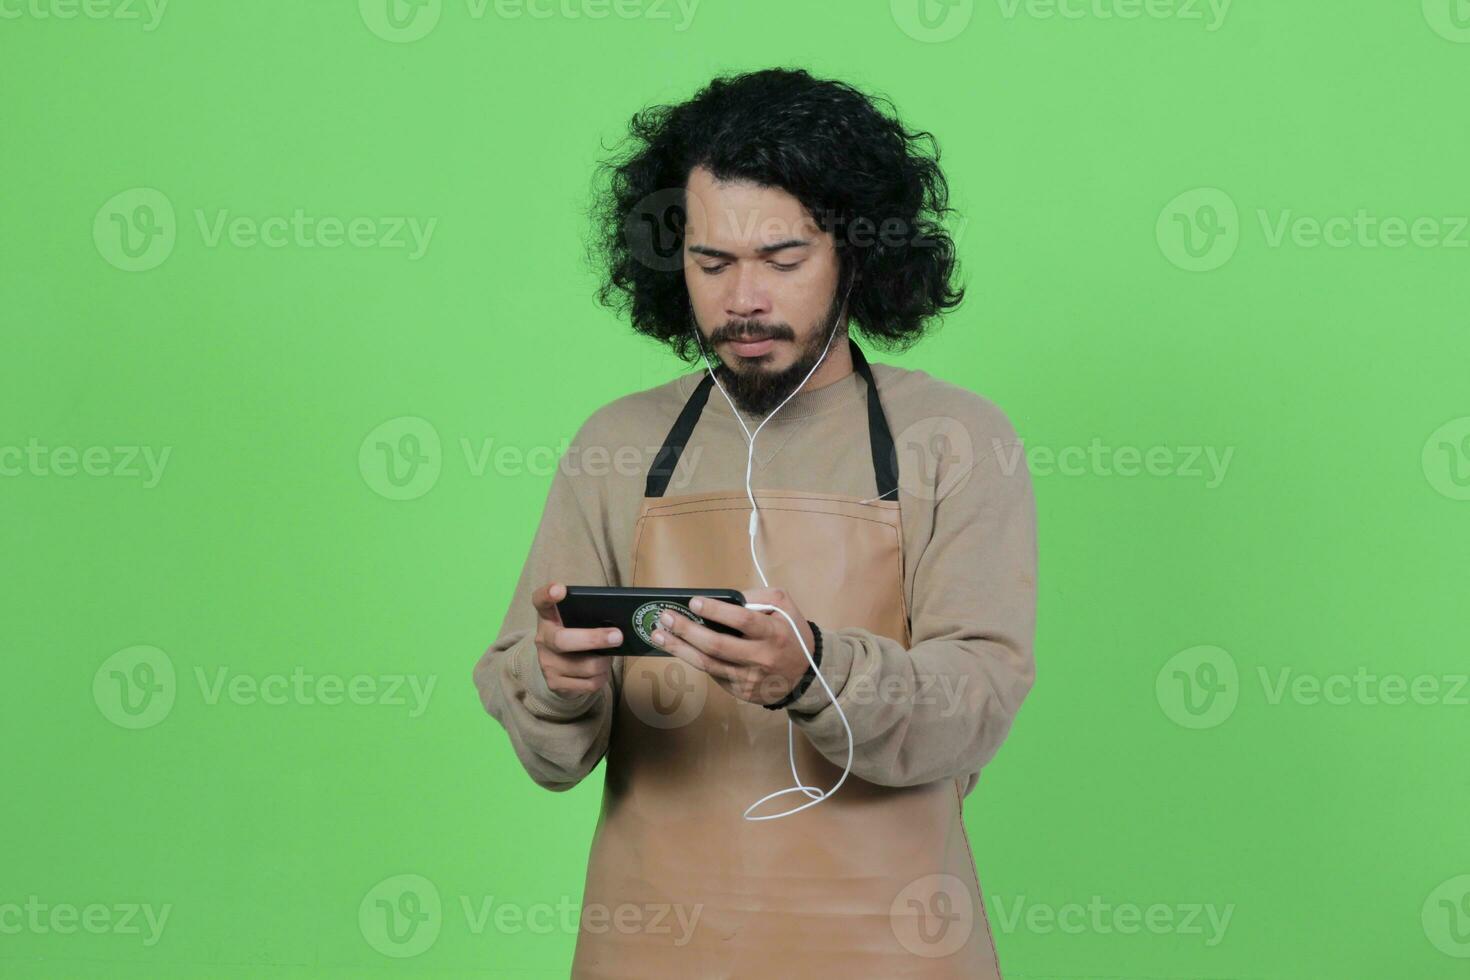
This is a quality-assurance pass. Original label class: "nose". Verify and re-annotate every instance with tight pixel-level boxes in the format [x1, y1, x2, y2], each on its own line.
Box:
[724, 264, 771, 320]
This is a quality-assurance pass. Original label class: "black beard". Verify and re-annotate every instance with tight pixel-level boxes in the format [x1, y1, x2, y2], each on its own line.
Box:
[703, 287, 847, 417]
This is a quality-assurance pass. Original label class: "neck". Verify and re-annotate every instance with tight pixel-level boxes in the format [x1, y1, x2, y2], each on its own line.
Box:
[801, 331, 855, 394]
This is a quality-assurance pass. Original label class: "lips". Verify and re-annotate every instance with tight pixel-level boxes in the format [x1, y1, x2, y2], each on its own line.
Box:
[728, 337, 776, 356]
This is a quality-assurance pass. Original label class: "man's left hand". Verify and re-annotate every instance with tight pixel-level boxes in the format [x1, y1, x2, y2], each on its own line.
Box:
[650, 586, 817, 706]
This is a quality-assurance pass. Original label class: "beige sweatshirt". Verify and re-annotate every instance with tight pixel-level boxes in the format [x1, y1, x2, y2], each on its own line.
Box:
[472, 351, 1037, 800]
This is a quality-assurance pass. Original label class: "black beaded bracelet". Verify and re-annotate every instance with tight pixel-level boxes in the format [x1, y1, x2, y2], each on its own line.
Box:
[762, 620, 822, 710]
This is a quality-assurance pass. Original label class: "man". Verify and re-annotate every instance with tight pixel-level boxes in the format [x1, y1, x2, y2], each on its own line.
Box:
[474, 67, 1037, 978]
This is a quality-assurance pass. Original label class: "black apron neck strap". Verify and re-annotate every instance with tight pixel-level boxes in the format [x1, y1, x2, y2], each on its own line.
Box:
[645, 366, 716, 499]
[645, 337, 899, 501]
[853, 339, 901, 502]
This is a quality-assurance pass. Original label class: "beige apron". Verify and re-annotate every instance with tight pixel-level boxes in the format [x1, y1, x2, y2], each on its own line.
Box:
[571, 339, 1001, 978]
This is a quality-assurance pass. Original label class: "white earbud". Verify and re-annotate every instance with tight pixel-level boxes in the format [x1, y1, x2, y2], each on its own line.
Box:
[689, 276, 856, 821]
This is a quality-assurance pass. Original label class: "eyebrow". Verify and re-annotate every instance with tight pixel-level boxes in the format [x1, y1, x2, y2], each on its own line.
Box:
[686, 238, 812, 259]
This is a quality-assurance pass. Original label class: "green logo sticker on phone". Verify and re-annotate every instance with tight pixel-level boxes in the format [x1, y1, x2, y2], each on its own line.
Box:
[631, 600, 705, 647]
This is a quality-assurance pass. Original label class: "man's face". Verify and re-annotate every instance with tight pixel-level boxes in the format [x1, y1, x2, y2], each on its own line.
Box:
[682, 165, 847, 416]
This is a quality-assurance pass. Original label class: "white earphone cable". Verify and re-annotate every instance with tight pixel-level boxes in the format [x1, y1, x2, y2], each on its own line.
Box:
[688, 278, 856, 821]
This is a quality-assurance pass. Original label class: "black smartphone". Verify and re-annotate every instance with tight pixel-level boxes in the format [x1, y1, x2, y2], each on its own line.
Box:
[556, 586, 748, 657]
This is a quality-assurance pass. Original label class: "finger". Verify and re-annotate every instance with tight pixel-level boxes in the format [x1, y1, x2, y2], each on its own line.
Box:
[532, 582, 567, 624]
[547, 675, 608, 698]
[688, 594, 766, 637]
[549, 624, 624, 653]
[552, 654, 612, 681]
[660, 609, 760, 666]
[654, 625, 740, 682]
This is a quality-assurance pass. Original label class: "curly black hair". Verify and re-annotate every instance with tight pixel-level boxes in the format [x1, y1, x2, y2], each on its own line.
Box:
[586, 67, 965, 362]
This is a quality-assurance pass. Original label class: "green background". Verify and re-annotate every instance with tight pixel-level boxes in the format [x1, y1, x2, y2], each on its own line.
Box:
[3, 0, 1468, 976]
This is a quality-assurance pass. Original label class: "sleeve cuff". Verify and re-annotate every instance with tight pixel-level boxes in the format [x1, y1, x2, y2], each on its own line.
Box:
[785, 629, 856, 717]
[512, 638, 605, 720]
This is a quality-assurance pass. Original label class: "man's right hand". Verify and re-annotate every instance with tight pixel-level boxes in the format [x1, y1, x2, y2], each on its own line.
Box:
[532, 582, 620, 699]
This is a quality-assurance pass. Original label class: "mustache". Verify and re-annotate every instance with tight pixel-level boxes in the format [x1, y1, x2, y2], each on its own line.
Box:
[714, 323, 794, 343]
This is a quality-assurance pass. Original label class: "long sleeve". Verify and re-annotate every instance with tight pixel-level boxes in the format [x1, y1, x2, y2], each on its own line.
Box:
[786, 401, 1038, 793]
[472, 416, 620, 792]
